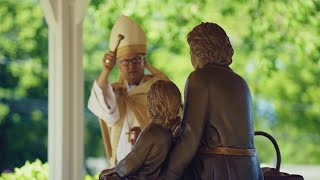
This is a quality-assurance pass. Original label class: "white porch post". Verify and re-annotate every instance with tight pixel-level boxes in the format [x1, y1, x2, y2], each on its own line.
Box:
[40, 0, 90, 179]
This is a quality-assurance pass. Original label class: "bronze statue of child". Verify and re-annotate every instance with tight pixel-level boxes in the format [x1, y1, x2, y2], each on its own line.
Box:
[99, 80, 182, 180]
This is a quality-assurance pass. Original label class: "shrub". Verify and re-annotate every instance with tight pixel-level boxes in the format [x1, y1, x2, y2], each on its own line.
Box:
[0, 159, 98, 180]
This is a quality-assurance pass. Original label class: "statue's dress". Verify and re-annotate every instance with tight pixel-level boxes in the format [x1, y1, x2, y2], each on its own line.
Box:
[161, 64, 264, 180]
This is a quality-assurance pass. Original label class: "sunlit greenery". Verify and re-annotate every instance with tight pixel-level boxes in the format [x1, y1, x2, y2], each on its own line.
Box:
[0, 159, 48, 180]
[0, 159, 98, 180]
[0, 0, 319, 174]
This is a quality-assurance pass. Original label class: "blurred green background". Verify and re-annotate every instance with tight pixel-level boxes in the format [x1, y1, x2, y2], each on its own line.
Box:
[0, 0, 319, 176]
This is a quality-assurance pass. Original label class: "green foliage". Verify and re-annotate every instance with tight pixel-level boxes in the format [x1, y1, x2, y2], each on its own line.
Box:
[243, 0, 320, 164]
[0, 159, 48, 180]
[0, 0, 48, 172]
[84, 174, 99, 180]
[0, 159, 98, 180]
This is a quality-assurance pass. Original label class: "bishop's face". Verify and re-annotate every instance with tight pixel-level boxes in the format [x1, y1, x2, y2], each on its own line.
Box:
[118, 53, 145, 85]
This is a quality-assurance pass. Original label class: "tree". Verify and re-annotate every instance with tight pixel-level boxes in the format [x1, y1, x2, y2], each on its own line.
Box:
[243, 0, 320, 163]
[0, 0, 48, 171]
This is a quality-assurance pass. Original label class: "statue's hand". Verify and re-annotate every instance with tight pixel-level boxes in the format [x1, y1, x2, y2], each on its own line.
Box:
[105, 168, 117, 176]
[99, 168, 117, 180]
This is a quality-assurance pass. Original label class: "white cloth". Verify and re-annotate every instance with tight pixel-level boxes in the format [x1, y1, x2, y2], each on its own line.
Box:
[88, 80, 140, 162]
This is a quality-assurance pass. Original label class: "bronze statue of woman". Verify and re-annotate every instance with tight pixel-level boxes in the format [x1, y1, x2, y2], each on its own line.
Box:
[158, 22, 263, 180]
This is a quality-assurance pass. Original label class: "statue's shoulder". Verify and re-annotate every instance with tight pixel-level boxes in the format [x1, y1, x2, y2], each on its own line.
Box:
[187, 70, 209, 86]
[189, 69, 205, 78]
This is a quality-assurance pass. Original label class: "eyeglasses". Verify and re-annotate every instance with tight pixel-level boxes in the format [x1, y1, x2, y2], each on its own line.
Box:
[119, 55, 145, 66]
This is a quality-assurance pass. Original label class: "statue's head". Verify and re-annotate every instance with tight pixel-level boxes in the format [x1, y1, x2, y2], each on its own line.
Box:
[147, 80, 181, 130]
[187, 22, 234, 69]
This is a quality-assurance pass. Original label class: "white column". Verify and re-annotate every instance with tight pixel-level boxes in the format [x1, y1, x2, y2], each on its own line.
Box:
[40, 0, 90, 179]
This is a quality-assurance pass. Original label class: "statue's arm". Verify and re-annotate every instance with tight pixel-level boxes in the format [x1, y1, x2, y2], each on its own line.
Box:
[115, 128, 153, 177]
